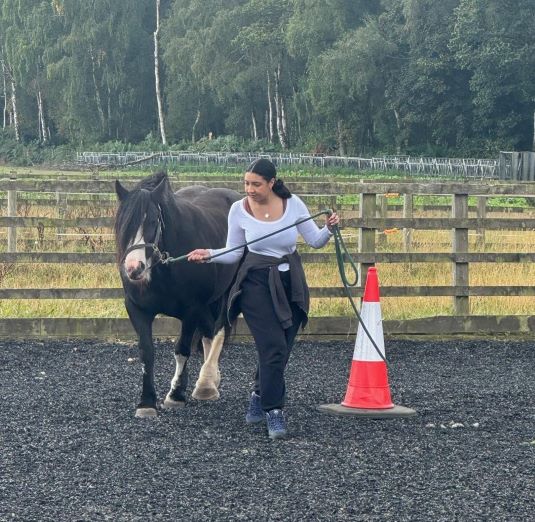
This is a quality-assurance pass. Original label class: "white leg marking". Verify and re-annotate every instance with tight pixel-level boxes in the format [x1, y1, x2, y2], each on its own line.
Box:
[163, 354, 188, 409]
[203, 329, 225, 368]
[192, 329, 225, 400]
[202, 337, 212, 361]
[170, 354, 188, 392]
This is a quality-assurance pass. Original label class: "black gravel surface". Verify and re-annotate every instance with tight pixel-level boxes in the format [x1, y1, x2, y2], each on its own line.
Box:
[1, 338, 535, 521]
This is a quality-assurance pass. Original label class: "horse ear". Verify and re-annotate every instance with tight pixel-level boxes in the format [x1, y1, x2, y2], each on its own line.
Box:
[151, 176, 170, 203]
[115, 180, 129, 202]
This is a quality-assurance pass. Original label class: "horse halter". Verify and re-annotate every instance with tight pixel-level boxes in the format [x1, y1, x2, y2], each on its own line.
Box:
[121, 205, 168, 273]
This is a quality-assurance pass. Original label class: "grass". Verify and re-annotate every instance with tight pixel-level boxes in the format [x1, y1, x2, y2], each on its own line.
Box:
[1, 169, 535, 320]
[2, 225, 535, 320]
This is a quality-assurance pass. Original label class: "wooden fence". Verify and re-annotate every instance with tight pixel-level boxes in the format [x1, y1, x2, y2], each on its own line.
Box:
[2, 175, 535, 338]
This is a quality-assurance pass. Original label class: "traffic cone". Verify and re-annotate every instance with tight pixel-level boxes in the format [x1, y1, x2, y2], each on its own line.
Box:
[318, 267, 416, 418]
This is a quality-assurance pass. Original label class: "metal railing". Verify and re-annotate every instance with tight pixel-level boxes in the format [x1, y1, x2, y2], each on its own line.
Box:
[76, 151, 500, 179]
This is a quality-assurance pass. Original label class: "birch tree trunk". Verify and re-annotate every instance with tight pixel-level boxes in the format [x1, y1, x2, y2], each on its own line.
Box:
[192, 103, 200, 142]
[393, 108, 402, 154]
[154, 0, 167, 145]
[533, 111, 535, 152]
[106, 73, 112, 138]
[1, 53, 19, 140]
[1, 53, 7, 129]
[89, 46, 106, 133]
[274, 65, 287, 149]
[281, 96, 288, 148]
[251, 111, 258, 141]
[267, 71, 274, 143]
[10, 76, 20, 141]
[292, 86, 301, 143]
[37, 89, 47, 143]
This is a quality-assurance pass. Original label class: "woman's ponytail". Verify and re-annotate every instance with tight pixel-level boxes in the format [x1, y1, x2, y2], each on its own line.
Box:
[246, 158, 292, 199]
[272, 178, 292, 199]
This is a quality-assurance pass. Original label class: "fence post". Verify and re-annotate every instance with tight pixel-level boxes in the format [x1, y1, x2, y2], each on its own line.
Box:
[376, 195, 387, 248]
[7, 176, 17, 253]
[511, 153, 520, 181]
[56, 191, 67, 245]
[403, 193, 413, 252]
[330, 195, 337, 215]
[475, 196, 486, 250]
[452, 193, 469, 315]
[359, 192, 377, 286]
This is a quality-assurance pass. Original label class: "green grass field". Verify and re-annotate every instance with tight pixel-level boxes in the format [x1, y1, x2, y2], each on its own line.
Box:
[1, 167, 534, 320]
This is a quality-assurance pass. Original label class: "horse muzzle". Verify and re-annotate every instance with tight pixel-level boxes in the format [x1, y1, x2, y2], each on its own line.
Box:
[125, 261, 147, 281]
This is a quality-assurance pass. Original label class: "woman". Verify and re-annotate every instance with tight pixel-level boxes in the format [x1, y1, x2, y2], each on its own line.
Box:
[188, 159, 339, 440]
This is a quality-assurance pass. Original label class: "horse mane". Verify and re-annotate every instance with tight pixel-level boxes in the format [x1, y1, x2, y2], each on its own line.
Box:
[136, 170, 168, 191]
[114, 171, 169, 263]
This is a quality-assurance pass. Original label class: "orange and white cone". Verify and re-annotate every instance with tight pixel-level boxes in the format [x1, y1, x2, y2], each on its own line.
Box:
[342, 267, 393, 409]
[318, 267, 416, 418]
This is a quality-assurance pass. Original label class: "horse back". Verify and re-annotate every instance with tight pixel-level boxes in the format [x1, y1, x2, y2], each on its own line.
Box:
[172, 186, 241, 301]
[174, 186, 241, 225]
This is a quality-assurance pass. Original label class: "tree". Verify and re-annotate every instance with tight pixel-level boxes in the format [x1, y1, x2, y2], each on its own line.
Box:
[378, 0, 474, 154]
[46, 0, 155, 143]
[0, 1, 59, 141]
[162, 0, 232, 142]
[154, 0, 167, 145]
[308, 20, 397, 154]
[207, 0, 294, 148]
[451, 0, 535, 151]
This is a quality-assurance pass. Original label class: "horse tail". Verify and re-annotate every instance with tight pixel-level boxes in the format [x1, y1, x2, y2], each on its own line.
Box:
[212, 289, 235, 347]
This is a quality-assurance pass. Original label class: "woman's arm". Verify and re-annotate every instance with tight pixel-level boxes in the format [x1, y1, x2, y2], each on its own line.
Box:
[188, 203, 246, 264]
[294, 196, 339, 249]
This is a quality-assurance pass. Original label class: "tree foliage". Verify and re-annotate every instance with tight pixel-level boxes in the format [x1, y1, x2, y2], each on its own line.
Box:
[0, 0, 534, 155]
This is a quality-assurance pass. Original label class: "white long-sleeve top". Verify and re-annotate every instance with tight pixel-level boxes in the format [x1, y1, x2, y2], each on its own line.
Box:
[208, 195, 332, 271]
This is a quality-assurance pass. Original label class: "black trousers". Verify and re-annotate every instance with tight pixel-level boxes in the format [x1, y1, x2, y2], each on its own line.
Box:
[240, 267, 303, 411]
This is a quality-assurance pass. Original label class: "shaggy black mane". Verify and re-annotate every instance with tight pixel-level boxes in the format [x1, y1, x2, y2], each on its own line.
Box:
[114, 171, 169, 263]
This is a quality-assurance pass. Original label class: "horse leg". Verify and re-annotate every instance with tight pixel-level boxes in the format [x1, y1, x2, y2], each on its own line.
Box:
[126, 301, 158, 418]
[192, 327, 225, 401]
[162, 318, 197, 409]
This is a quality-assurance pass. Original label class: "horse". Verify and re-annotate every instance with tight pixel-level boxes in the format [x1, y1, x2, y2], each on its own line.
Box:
[114, 171, 241, 418]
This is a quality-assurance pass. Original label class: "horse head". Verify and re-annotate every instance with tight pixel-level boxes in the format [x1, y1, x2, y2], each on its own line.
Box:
[114, 171, 170, 283]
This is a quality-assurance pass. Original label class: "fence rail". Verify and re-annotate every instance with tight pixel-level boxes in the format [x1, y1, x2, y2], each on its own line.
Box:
[4, 178, 535, 195]
[2, 176, 535, 338]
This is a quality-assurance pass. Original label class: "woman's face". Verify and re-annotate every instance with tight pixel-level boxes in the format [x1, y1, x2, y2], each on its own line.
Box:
[244, 172, 274, 202]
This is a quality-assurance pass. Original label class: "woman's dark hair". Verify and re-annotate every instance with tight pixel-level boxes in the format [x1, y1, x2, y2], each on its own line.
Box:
[246, 158, 292, 199]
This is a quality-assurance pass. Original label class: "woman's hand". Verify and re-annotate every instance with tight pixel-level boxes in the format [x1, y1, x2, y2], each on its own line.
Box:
[187, 249, 210, 263]
[326, 211, 340, 231]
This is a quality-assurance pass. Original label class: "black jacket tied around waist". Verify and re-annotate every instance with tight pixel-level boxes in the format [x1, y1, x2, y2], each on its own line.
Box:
[227, 251, 309, 330]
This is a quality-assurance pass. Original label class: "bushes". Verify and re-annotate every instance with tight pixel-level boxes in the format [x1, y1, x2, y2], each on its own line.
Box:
[0, 128, 516, 168]
[0, 130, 76, 166]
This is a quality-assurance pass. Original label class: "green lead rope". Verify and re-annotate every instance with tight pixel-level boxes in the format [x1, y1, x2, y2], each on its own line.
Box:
[161, 208, 386, 363]
[162, 210, 333, 264]
[330, 222, 386, 363]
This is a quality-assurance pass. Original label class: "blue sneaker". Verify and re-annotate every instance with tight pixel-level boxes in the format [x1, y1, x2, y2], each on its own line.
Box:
[265, 409, 287, 440]
[245, 392, 264, 424]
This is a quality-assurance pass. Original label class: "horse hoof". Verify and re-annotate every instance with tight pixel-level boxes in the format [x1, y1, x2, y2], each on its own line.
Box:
[192, 386, 220, 401]
[135, 407, 158, 418]
[162, 398, 186, 409]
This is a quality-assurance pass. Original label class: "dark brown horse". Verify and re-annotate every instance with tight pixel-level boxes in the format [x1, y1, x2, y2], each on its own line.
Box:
[114, 171, 240, 417]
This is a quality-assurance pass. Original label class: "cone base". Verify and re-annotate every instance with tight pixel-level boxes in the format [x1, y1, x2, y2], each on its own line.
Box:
[317, 403, 417, 418]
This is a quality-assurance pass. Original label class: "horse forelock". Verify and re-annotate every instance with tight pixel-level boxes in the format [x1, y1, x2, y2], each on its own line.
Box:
[115, 188, 152, 262]
[137, 170, 168, 192]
